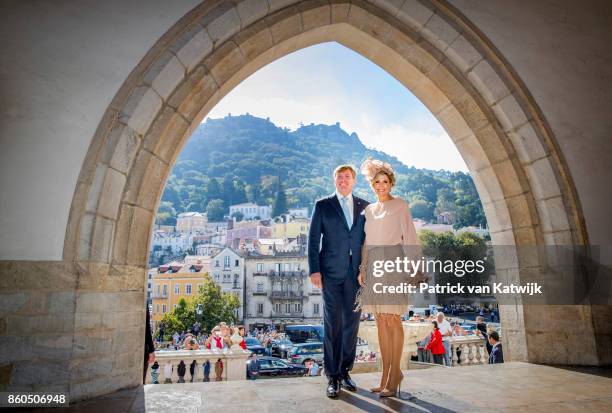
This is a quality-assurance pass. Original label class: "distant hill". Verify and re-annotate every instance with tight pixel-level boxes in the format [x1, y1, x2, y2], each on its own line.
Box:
[158, 114, 486, 228]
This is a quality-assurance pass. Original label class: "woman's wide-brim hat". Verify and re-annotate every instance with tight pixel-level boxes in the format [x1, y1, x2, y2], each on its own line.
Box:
[360, 157, 394, 182]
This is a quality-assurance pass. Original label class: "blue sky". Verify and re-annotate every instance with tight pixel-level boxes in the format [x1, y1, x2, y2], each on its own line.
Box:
[206, 42, 467, 171]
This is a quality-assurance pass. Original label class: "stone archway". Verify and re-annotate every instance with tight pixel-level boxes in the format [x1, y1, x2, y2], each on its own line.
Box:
[60, 0, 594, 400]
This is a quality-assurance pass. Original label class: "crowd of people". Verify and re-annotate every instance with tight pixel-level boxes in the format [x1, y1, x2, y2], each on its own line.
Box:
[442, 304, 499, 323]
[414, 312, 503, 366]
[155, 321, 249, 351]
[148, 311, 502, 387]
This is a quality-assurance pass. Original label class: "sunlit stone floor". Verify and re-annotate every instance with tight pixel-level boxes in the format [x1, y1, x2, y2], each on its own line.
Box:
[46, 362, 612, 413]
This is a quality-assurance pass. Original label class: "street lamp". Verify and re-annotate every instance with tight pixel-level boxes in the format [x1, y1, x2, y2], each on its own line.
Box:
[196, 304, 203, 334]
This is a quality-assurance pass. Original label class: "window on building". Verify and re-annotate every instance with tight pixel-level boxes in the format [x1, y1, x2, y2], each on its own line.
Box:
[256, 282, 263, 293]
[224, 256, 230, 268]
[257, 303, 263, 315]
[256, 263, 263, 272]
[156, 285, 160, 295]
[275, 263, 281, 272]
[313, 303, 319, 315]
[235, 259, 239, 267]
[186, 284, 192, 294]
[214, 273, 220, 281]
[295, 303, 302, 312]
[284, 263, 291, 271]
[285, 303, 291, 313]
[162, 304, 167, 313]
[162, 285, 167, 296]
[174, 285, 180, 294]
[223, 273, 230, 282]
[215, 260, 220, 267]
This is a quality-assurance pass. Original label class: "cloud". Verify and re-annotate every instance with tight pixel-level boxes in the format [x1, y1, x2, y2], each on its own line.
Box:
[206, 43, 468, 172]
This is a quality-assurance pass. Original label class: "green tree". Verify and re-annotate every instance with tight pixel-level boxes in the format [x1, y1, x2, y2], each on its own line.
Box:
[419, 230, 492, 304]
[156, 201, 177, 225]
[206, 199, 226, 221]
[231, 211, 244, 222]
[174, 298, 196, 331]
[410, 199, 434, 221]
[207, 178, 223, 200]
[272, 177, 288, 217]
[193, 274, 240, 333]
[158, 312, 185, 341]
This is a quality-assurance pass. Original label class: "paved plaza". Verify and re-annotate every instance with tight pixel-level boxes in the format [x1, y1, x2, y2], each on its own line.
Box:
[51, 362, 612, 413]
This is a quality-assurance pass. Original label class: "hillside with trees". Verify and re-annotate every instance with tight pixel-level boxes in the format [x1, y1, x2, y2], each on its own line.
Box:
[158, 114, 486, 229]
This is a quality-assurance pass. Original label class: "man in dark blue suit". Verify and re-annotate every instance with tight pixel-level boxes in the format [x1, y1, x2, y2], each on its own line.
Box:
[488, 331, 504, 364]
[308, 165, 369, 398]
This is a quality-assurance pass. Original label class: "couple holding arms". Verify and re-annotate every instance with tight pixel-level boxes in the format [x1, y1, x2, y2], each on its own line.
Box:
[308, 158, 425, 399]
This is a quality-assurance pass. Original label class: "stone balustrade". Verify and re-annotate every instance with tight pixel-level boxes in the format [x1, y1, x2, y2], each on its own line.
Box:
[450, 336, 487, 366]
[146, 348, 250, 384]
[358, 321, 487, 368]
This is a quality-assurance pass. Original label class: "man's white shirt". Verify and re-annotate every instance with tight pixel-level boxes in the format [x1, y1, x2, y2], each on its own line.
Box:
[438, 319, 452, 341]
[335, 190, 354, 224]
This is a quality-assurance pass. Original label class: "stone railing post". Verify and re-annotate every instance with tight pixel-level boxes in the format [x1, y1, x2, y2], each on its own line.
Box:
[449, 336, 486, 366]
[146, 348, 251, 384]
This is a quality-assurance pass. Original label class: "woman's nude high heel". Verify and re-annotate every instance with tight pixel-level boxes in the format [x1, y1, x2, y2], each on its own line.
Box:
[378, 372, 403, 398]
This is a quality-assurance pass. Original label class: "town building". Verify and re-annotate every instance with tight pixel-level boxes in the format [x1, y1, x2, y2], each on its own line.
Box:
[150, 257, 211, 327]
[288, 207, 309, 218]
[272, 216, 310, 239]
[229, 202, 272, 220]
[243, 251, 322, 329]
[226, 220, 272, 249]
[194, 243, 224, 257]
[151, 230, 193, 256]
[209, 247, 245, 321]
[176, 211, 207, 233]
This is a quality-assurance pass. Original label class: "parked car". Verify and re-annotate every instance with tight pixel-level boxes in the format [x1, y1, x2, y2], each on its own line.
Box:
[288, 342, 324, 366]
[266, 338, 293, 358]
[284, 324, 324, 343]
[245, 337, 266, 355]
[246, 356, 308, 377]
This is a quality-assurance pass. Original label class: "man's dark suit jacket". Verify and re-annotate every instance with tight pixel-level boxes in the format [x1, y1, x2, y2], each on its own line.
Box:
[488, 343, 504, 364]
[308, 193, 369, 280]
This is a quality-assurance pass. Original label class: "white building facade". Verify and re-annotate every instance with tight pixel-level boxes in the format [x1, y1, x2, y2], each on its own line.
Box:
[243, 252, 323, 329]
[229, 202, 272, 220]
[210, 247, 245, 321]
[176, 211, 207, 233]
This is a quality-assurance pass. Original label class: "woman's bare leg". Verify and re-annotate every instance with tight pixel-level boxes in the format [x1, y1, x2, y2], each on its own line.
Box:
[380, 314, 404, 396]
[370, 313, 390, 392]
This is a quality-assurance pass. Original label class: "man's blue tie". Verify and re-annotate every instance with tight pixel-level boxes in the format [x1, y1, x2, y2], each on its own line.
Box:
[340, 196, 352, 229]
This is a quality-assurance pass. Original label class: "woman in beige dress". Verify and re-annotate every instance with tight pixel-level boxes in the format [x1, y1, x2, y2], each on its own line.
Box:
[357, 158, 424, 397]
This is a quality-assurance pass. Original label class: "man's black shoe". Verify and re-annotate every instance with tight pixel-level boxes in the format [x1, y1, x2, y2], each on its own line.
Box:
[327, 377, 340, 398]
[340, 373, 357, 392]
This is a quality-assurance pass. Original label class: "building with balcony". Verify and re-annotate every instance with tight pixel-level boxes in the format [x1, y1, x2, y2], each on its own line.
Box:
[244, 251, 322, 329]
